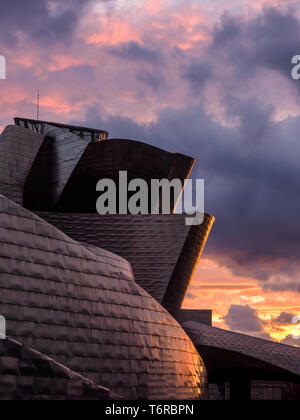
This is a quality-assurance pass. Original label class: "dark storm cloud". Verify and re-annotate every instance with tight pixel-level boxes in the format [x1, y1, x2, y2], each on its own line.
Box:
[213, 13, 241, 48]
[223, 304, 264, 333]
[137, 70, 165, 90]
[211, 8, 300, 79]
[273, 312, 295, 324]
[0, 0, 92, 46]
[183, 60, 212, 91]
[107, 42, 160, 63]
[174, 7, 300, 286]
[263, 280, 300, 293]
[183, 8, 300, 91]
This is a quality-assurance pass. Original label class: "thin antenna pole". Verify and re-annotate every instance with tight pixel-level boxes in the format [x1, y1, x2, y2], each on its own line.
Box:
[37, 89, 40, 121]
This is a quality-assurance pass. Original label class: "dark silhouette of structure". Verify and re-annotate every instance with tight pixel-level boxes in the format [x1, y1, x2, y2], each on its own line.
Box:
[0, 117, 299, 400]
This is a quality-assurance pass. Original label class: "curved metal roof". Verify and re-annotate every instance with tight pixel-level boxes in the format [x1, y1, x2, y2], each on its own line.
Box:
[183, 322, 300, 379]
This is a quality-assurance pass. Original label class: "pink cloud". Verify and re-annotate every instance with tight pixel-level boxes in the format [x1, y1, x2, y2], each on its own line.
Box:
[48, 55, 84, 72]
[84, 16, 140, 46]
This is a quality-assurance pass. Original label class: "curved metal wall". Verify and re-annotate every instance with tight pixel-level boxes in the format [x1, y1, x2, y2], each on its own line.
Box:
[0, 195, 207, 400]
[0, 126, 45, 205]
[162, 214, 215, 315]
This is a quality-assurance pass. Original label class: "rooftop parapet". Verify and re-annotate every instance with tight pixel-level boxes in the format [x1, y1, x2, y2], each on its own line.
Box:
[14, 117, 109, 142]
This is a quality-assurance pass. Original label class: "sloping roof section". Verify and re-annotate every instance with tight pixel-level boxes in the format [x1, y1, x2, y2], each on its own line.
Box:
[183, 322, 300, 379]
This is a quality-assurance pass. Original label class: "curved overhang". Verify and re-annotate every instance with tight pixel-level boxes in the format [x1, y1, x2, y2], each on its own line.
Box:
[182, 322, 300, 383]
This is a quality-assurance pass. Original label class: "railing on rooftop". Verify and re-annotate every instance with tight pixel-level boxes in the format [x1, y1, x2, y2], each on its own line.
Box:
[14, 117, 109, 142]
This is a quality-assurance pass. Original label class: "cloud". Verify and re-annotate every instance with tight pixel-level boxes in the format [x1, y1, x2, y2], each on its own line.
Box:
[183, 60, 212, 91]
[210, 8, 300, 80]
[262, 278, 300, 293]
[273, 312, 296, 324]
[222, 304, 264, 333]
[106, 42, 160, 63]
[0, 0, 93, 46]
[213, 12, 242, 48]
[281, 334, 300, 347]
[137, 70, 165, 90]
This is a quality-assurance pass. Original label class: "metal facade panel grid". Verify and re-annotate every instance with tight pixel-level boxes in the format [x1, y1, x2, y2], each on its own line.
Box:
[0, 126, 45, 205]
[0, 195, 207, 400]
[37, 213, 214, 310]
[0, 337, 120, 400]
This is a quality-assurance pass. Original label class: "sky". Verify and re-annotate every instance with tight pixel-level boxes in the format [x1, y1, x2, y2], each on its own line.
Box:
[0, 0, 300, 346]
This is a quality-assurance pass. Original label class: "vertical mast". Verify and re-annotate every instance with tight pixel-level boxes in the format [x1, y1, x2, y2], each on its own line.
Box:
[37, 89, 40, 121]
